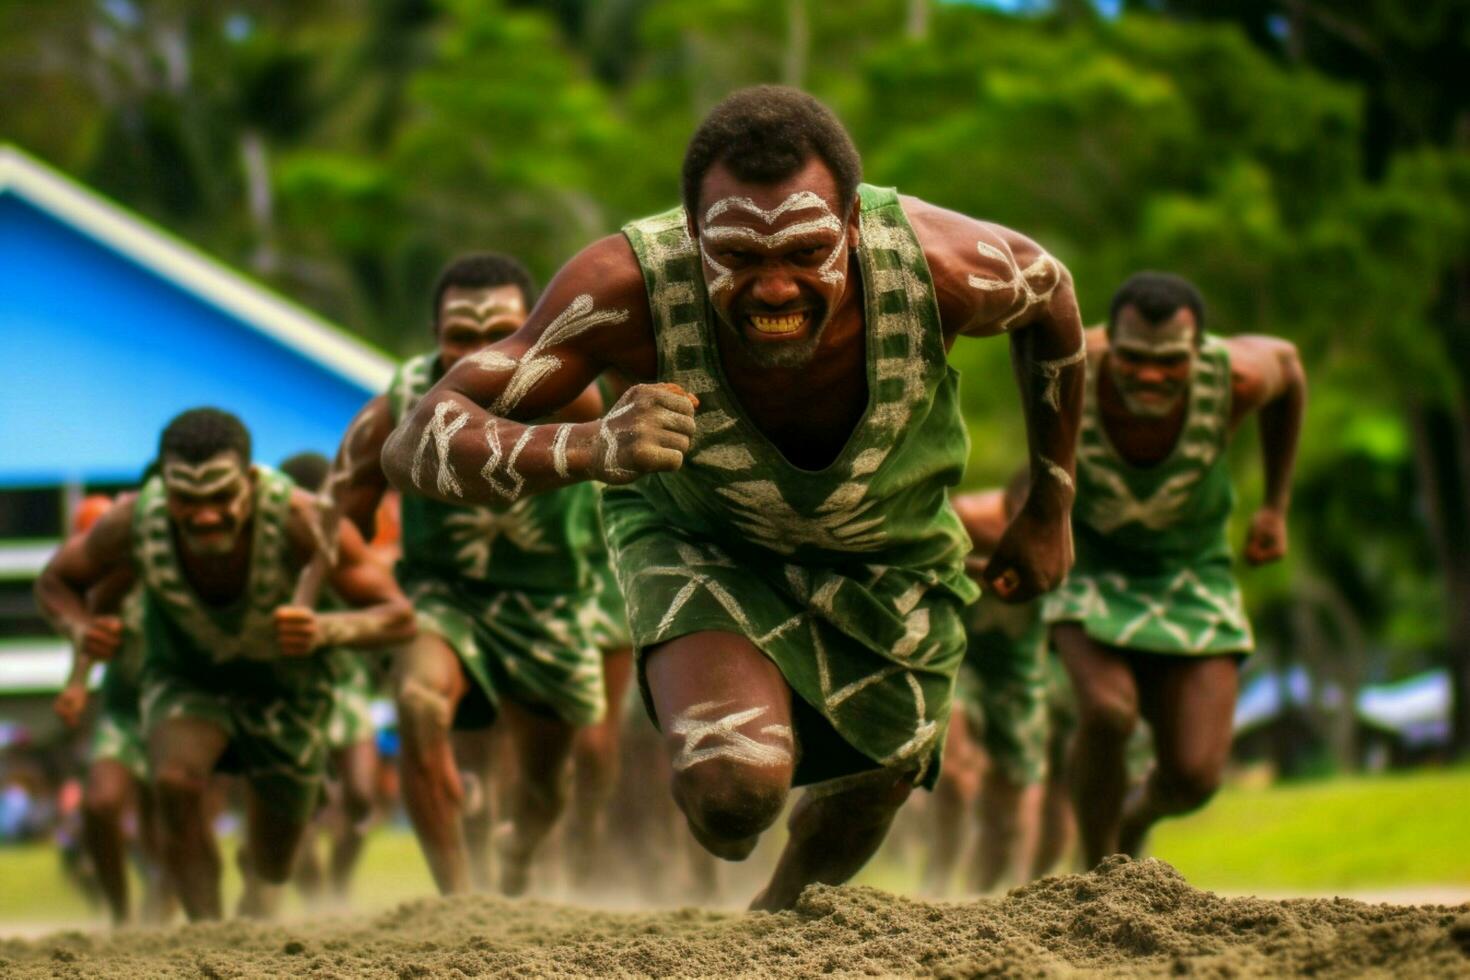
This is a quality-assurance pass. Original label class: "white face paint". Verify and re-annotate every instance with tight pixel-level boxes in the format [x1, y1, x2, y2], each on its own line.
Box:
[669, 700, 793, 772]
[437, 284, 528, 369]
[699, 193, 848, 297]
[162, 452, 252, 555]
[1107, 306, 1197, 418]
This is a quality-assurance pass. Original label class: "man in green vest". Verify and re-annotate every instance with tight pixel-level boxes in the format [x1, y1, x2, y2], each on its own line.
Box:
[381, 86, 1085, 909]
[35, 408, 415, 921]
[323, 253, 609, 896]
[1042, 272, 1305, 866]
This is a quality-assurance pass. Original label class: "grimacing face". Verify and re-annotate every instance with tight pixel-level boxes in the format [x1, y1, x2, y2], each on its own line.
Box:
[692, 156, 859, 369]
[436, 283, 529, 372]
[161, 451, 256, 556]
[1106, 304, 1198, 418]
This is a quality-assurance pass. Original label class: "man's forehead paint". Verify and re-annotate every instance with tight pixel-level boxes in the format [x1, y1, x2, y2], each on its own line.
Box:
[442, 296, 525, 331]
[163, 454, 246, 496]
[703, 191, 834, 227]
[1113, 314, 1194, 356]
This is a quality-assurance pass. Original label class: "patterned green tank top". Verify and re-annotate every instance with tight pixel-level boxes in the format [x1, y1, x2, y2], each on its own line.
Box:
[386, 353, 597, 592]
[1072, 336, 1234, 574]
[619, 184, 975, 587]
[131, 467, 295, 662]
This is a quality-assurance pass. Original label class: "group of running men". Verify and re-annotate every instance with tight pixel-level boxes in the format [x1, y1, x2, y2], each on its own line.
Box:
[36, 85, 1303, 923]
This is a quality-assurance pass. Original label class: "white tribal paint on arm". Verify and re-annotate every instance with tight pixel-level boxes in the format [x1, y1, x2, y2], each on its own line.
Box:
[1035, 345, 1087, 412]
[1038, 454, 1074, 492]
[669, 700, 794, 772]
[412, 401, 470, 497]
[967, 235, 1063, 332]
[489, 294, 628, 415]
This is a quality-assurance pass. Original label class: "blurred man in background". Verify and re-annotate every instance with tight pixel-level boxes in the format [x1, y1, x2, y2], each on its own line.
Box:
[1043, 272, 1305, 865]
[323, 254, 609, 896]
[36, 408, 413, 920]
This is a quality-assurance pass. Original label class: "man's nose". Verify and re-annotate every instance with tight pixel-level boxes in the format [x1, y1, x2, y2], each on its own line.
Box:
[750, 270, 801, 308]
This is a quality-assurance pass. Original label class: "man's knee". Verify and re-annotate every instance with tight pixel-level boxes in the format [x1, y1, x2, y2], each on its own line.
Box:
[153, 762, 210, 808]
[1154, 758, 1223, 813]
[396, 675, 454, 745]
[673, 760, 788, 856]
[1075, 689, 1138, 743]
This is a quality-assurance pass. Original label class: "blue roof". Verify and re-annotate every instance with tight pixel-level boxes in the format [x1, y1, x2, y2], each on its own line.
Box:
[0, 146, 394, 487]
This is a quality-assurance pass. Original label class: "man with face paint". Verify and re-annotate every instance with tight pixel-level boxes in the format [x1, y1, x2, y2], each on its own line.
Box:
[381, 86, 1084, 909]
[323, 253, 609, 897]
[1041, 271, 1306, 867]
[35, 408, 415, 921]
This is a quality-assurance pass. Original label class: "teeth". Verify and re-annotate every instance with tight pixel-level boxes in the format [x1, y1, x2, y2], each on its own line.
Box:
[750, 313, 805, 335]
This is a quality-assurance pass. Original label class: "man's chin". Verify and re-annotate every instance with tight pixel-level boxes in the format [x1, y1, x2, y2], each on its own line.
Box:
[727, 315, 825, 369]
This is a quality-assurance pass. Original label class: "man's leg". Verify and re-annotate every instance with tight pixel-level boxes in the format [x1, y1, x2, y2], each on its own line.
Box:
[751, 768, 914, 912]
[451, 726, 504, 892]
[237, 787, 313, 919]
[135, 783, 176, 924]
[329, 739, 379, 901]
[1031, 715, 1077, 878]
[149, 717, 230, 920]
[567, 646, 633, 888]
[81, 759, 136, 925]
[1119, 655, 1240, 856]
[974, 770, 1044, 891]
[394, 631, 472, 894]
[920, 715, 981, 896]
[1055, 624, 1141, 868]
[497, 699, 580, 896]
[645, 631, 795, 865]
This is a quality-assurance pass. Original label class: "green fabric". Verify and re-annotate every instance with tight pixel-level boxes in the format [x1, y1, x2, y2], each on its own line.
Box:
[584, 492, 631, 650]
[97, 587, 146, 723]
[612, 184, 978, 786]
[88, 711, 148, 781]
[324, 649, 378, 749]
[404, 571, 605, 727]
[959, 596, 1050, 785]
[386, 352, 606, 725]
[1043, 337, 1254, 655]
[387, 353, 600, 592]
[132, 468, 333, 818]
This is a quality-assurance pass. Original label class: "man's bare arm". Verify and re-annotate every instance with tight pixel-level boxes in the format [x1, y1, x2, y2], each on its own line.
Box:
[35, 498, 137, 654]
[913, 201, 1084, 600]
[328, 395, 395, 539]
[275, 497, 416, 656]
[1228, 335, 1306, 565]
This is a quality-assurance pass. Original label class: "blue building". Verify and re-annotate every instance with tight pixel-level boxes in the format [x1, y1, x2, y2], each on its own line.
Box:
[0, 144, 395, 717]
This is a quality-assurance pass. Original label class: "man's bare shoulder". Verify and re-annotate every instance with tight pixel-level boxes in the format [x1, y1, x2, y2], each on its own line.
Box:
[521, 233, 657, 372]
[898, 195, 1065, 337]
[1223, 333, 1301, 415]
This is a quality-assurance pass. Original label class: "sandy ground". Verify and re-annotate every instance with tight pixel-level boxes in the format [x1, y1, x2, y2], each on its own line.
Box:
[3, 858, 1467, 978]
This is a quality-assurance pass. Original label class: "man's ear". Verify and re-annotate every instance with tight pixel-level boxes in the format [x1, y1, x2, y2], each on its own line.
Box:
[685, 212, 699, 245]
[846, 196, 862, 249]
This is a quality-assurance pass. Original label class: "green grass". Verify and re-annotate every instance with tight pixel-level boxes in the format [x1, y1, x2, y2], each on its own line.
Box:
[3, 766, 1467, 926]
[1147, 765, 1470, 892]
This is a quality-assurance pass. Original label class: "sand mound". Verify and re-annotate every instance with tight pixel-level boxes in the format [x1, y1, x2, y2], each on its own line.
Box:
[4, 858, 1467, 977]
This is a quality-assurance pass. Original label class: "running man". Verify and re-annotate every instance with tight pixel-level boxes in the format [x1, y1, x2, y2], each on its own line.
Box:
[51, 494, 172, 925]
[1042, 272, 1305, 865]
[323, 253, 608, 896]
[381, 86, 1084, 909]
[36, 408, 414, 920]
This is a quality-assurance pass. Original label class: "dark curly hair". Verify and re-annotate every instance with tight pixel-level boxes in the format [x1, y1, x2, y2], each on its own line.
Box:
[682, 86, 862, 226]
[1108, 271, 1205, 339]
[158, 408, 252, 466]
[431, 252, 539, 326]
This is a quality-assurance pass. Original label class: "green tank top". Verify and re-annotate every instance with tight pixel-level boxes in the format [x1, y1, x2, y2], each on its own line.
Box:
[99, 586, 146, 718]
[619, 184, 975, 587]
[1072, 336, 1234, 574]
[131, 467, 295, 662]
[386, 353, 597, 592]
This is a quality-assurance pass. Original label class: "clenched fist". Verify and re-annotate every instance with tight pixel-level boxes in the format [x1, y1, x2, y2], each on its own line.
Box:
[274, 605, 321, 657]
[591, 383, 699, 484]
[983, 495, 1074, 604]
[72, 616, 124, 662]
[1244, 507, 1287, 566]
[53, 682, 88, 728]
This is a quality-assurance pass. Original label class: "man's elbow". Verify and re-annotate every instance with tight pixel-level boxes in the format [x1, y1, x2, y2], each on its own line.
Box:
[380, 426, 414, 492]
[385, 600, 417, 642]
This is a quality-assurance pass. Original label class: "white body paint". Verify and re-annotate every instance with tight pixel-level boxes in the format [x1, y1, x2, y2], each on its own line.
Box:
[162, 454, 245, 496]
[699, 193, 847, 295]
[1035, 345, 1086, 412]
[967, 235, 1062, 332]
[489, 293, 628, 416]
[412, 401, 469, 497]
[669, 700, 793, 772]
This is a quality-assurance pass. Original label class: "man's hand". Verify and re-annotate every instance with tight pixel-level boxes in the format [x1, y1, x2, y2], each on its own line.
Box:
[592, 383, 699, 485]
[982, 497, 1073, 603]
[74, 616, 124, 662]
[273, 605, 321, 657]
[1244, 507, 1288, 566]
[53, 681, 89, 728]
